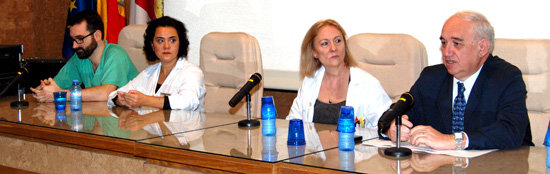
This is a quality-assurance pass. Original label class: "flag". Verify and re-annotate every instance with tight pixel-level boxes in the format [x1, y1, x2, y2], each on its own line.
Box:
[97, 0, 126, 44]
[62, 0, 96, 59]
[130, 0, 163, 25]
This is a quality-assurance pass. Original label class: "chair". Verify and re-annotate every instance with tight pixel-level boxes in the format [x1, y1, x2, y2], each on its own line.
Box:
[493, 39, 550, 146]
[200, 32, 263, 117]
[118, 24, 156, 72]
[348, 33, 428, 101]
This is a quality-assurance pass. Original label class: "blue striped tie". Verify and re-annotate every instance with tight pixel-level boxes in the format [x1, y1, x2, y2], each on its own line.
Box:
[452, 82, 466, 133]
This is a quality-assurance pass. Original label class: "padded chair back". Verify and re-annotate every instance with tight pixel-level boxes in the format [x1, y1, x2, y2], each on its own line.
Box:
[118, 24, 156, 72]
[200, 32, 263, 117]
[493, 39, 550, 146]
[348, 33, 428, 101]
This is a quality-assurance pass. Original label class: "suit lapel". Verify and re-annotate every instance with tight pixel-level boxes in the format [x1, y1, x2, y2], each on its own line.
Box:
[465, 64, 488, 124]
[436, 74, 454, 133]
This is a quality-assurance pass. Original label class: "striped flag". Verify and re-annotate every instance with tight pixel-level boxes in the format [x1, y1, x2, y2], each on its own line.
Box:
[97, 0, 126, 44]
[130, 0, 163, 25]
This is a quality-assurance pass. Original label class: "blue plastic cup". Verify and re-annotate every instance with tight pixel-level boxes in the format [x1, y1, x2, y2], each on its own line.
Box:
[544, 121, 550, 146]
[261, 96, 277, 120]
[337, 106, 356, 133]
[53, 91, 67, 110]
[287, 144, 306, 163]
[287, 119, 306, 145]
[54, 109, 67, 127]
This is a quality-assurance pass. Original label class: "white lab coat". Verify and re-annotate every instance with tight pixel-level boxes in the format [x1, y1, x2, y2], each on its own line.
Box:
[286, 66, 391, 128]
[108, 58, 206, 111]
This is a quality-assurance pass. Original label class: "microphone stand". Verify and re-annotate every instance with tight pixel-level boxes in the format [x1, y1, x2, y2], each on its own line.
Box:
[10, 72, 29, 108]
[0, 49, 29, 108]
[238, 93, 260, 127]
[384, 114, 411, 157]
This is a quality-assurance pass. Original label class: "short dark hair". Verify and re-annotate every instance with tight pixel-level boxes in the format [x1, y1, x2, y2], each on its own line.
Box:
[143, 16, 189, 61]
[68, 10, 104, 40]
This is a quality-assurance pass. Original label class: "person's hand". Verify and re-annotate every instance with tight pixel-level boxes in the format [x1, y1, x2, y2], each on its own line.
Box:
[409, 153, 455, 172]
[409, 125, 455, 150]
[122, 90, 148, 108]
[32, 104, 56, 126]
[41, 78, 62, 94]
[31, 79, 49, 102]
[391, 159, 413, 174]
[31, 78, 61, 103]
[386, 115, 413, 142]
[117, 109, 141, 130]
[116, 91, 131, 108]
[119, 110, 165, 131]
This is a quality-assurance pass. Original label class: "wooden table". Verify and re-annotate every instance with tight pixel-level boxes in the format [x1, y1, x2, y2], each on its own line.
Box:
[0, 95, 545, 173]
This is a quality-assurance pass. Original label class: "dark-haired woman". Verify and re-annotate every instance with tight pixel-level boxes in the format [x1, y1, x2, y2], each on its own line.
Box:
[108, 16, 205, 110]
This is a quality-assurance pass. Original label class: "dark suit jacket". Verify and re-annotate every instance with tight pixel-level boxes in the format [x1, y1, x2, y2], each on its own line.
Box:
[407, 54, 533, 149]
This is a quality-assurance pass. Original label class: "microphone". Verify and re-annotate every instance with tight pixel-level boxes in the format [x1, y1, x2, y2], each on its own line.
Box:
[228, 73, 262, 107]
[378, 92, 414, 135]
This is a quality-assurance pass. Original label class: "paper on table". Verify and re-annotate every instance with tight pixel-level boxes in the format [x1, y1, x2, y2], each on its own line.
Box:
[363, 138, 496, 158]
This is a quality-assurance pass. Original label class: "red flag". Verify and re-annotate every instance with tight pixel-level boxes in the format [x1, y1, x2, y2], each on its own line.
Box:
[98, 0, 126, 44]
[131, 0, 163, 24]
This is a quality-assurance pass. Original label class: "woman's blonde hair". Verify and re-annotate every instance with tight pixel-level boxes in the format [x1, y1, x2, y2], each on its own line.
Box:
[300, 19, 357, 79]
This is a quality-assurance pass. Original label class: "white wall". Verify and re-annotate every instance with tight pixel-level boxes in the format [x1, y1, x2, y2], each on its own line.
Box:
[165, 0, 550, 89]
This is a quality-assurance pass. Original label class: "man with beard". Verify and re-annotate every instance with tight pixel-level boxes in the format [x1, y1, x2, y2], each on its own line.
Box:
[31, 10, 138, 102]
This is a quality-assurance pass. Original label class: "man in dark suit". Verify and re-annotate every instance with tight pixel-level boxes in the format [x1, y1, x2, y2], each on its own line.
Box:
[385, 11, 533, 150]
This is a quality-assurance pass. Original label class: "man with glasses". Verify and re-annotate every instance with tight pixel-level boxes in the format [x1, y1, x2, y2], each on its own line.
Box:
[31, 10, 138, 102]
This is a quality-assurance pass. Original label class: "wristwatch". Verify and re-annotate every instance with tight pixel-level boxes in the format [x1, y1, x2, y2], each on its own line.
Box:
[454, 132, 464, 150]
[453, 157, 469, 168]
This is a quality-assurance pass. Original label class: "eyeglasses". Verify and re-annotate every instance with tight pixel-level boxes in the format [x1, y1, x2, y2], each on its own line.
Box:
[71, 31, 95, 44]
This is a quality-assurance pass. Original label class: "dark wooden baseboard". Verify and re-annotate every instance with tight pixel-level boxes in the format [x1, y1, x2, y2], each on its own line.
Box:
[263, 88, 297, 119]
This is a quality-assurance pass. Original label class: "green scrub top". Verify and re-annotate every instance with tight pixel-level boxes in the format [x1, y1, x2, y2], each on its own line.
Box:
[54, 40, 138, 89]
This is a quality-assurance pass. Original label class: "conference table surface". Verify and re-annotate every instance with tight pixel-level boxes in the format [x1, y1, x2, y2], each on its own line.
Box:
[0, 95, 546, 173]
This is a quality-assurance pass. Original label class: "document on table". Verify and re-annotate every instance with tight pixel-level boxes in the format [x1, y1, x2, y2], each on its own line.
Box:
[363, 139, 496, 158]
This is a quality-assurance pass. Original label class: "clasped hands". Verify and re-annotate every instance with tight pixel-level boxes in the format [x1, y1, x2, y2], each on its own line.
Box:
[116, 90, 148, 108]
[386, 115, 456, 150]
[30, 78, 63, 103]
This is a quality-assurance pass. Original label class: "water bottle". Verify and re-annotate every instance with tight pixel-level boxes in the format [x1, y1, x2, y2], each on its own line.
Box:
[70, 110, 83, 132]
[70, 80, 82, 111]
[261, 96, 277, 136]
[544, 121, 550, 169]
[261, 135, 278, 162]
[338, 106, 356, 151]
[339, 150, 355, 171]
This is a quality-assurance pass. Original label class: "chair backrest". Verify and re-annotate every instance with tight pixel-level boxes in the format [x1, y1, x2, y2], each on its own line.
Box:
[118, 24, 156, 72]
[200, 32, 263, 117]
[348, 33, 428, 101]
[493, 39, 550, 146]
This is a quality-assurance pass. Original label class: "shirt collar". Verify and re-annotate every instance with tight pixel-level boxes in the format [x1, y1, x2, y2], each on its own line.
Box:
[453, 64, 484, 102]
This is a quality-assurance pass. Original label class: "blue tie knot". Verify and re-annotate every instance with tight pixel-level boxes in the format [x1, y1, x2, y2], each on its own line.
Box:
[457, 82, 465, 94]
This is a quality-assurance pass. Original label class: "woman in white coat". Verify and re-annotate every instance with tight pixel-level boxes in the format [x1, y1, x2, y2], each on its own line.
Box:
[286, 19, 391, 128]
[108, 16, 205, 111]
